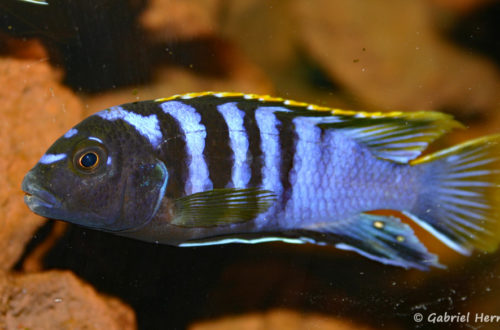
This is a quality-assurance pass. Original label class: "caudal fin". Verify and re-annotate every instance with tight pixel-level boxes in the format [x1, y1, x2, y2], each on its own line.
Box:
[406, 134, 500, 255]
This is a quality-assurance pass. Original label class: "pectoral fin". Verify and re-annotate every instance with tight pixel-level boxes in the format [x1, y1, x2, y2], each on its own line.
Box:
[172, 188, 276, 227]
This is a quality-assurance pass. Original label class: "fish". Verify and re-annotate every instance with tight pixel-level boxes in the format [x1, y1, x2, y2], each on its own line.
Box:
[22, 92, 500, 270]
[17, 0, 48, 5]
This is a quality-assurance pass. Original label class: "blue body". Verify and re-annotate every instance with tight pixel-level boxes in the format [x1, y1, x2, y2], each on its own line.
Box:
[123, 101, 418, 243]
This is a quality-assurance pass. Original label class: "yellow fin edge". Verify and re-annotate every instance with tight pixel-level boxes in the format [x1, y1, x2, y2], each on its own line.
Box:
[410, 134, 500, 166]
[155, 91, 464, 124]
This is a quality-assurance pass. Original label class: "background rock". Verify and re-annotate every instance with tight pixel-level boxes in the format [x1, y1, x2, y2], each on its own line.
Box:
[82, 63, 273, 118]
[292, 0, 500, 114]
[0, 58, 83, 272]
[430, 0, 495, 13]
[190, 309, 374, 330]
[140, 0, 220, 40]
[0, 270, 136, 329]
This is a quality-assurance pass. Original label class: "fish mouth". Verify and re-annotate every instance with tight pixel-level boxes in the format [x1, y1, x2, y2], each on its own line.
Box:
[22, 174, 62, 210]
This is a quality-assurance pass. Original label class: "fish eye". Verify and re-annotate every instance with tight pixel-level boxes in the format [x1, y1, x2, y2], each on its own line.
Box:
[73, 145, 107, 173]
[79, 152, 99, 169]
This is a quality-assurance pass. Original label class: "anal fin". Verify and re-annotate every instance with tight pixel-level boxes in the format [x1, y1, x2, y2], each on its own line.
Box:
[301, 213, 443, 270]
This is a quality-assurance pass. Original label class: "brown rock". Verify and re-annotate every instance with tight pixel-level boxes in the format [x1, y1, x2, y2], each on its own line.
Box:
[216, 0, 354, 109]
[82, 64, 273, 117]
[140, 0, 221, 41]
[0, 35, 49, 60]
[217, 0, 300, 76]
[0, 270, 136, 330]
[0, 58, 83, 271]
[293, 0, 500, 114]
[430, 0, 495, 13]
[189, 309, 374, 330]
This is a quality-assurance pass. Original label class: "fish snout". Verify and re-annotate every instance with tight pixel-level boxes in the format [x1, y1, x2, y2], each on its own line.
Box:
[22, 171, 62, 210]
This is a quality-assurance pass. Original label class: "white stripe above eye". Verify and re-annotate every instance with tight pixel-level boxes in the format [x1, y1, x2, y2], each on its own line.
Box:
[88, 136, 103, 143]
[39, 153, 67, 164]
[96, 106, 162, 148]
[217, 103, 250, 188]
[64, 128, 78, 138]
[160, 101, 212, 194]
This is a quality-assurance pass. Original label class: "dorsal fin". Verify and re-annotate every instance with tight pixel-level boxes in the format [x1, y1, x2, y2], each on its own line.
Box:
[156, 91, 464, 164]
[318, 112, 463, 163]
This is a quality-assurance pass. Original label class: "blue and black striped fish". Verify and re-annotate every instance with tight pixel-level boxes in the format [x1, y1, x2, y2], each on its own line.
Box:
[22, 92, 500, 270]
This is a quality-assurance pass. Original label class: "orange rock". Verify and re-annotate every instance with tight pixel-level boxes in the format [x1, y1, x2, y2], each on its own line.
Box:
[0, 58, 83, 271]
[0, 37, 49, 60]
[0, 270, 136, 329]
[189, 309, 374, 330]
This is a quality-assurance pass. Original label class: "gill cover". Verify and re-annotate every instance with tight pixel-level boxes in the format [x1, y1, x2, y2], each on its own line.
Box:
[116, 160, 168, 232]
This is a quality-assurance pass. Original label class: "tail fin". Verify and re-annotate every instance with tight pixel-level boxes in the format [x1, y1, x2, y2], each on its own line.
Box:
[406, 134, 500, 255]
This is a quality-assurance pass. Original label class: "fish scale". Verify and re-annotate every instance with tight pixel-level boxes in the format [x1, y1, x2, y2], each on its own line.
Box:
[21, 92, 500, 270]
[278, 130, 420, 228]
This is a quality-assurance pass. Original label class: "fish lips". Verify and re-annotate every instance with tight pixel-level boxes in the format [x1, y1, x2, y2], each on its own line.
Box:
[21, 172, 116, 230]
[22, 173, 62, 213]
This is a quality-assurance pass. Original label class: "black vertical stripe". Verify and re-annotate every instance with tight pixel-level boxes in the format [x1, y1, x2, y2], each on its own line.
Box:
[275, 112, 297, 210]
[182, 99, 233, 189]
[237, 102, 263, 188]
[153, 102, 189, 199]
